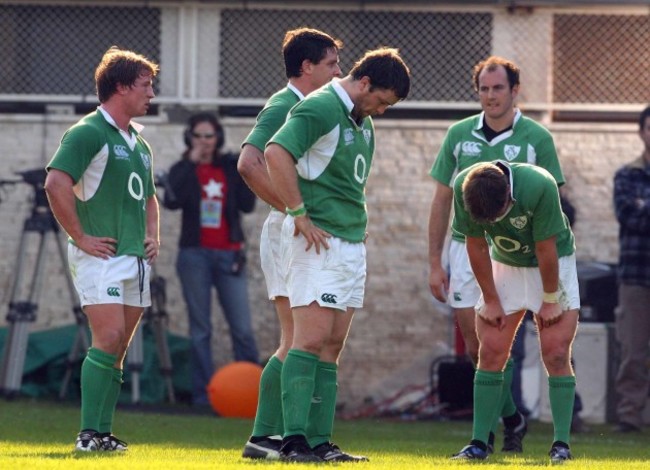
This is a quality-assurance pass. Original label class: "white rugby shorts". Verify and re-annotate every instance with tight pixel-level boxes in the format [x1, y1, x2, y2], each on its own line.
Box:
[260, 210, 289, 300]
[448, 239, 481, 308]
[68, 244, 151, 307]
[280, 216, 366, 311]
[475, 254, 580, 315]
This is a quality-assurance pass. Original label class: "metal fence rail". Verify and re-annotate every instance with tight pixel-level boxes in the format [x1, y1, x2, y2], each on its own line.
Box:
[0, 2, 648, 118]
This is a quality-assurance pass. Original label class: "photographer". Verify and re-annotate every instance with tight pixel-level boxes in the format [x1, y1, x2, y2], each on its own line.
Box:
[163, 112, 259, 407]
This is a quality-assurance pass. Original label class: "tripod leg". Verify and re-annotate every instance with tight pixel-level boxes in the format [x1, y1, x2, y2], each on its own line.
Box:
[0, 225, 31, 393]
[53, 229, 90, 400]
[127, 324, 144, 404]
[58, 324, 87, 400]
[1, 229, 48, 398]
[53, 229, 83, 316]
[148, 274, 176, 403]
[0, 321, 30, 399]
[151, 314, 176, 403]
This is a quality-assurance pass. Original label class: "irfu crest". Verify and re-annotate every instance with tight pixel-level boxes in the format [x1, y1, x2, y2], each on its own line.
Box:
[504, 145, 521, 161]
[509, 215, 528, 229]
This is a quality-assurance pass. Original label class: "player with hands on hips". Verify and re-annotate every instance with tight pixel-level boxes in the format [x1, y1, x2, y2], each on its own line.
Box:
[45, 46, 160, 453]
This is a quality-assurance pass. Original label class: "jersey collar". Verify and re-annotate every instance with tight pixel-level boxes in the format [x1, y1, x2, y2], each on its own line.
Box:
[476, 108, 522, 131]
[97, 106, 144, 134]
[331, 79, 354, 115]
[492, 160, 517, 222]
[286, 82, 306, 101]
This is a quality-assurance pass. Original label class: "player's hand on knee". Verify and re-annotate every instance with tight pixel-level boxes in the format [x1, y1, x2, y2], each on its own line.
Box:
[476, 303, 506, 330]
[536, 302, 563, 330]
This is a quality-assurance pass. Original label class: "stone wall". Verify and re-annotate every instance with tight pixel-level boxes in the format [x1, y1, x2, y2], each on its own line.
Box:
[0, 114, 637, 408]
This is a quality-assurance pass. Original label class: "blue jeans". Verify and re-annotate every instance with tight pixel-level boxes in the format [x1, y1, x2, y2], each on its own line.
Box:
[176, 247, 259, 405]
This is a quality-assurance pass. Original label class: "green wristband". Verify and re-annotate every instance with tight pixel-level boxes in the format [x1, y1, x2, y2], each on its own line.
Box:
[286, 203, 307, 218]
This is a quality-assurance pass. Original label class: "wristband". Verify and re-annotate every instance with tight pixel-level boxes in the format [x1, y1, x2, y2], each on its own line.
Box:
[542, 291, 559, 304]
[286, 203, 307, 218]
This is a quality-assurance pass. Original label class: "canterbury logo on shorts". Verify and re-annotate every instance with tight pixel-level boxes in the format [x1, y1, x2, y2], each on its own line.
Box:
[320, 293, 338, 304]
[106, 287, 121, 297]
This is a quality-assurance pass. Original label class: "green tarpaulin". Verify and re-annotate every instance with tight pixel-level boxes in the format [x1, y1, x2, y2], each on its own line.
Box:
[0, 323, 191, 404]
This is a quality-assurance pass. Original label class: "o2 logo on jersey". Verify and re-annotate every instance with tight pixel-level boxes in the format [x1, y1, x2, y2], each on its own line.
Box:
[128, 172, 146, 210]
[140, 152, 151, 170]
[493, 235, 531, 254]
[354, 154, 367, 184]
[461, 141, 482, 156]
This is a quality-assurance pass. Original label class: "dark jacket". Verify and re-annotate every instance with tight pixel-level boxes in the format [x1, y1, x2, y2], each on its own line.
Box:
[613, 156, 650, 286]
[163, 152, 256, 248]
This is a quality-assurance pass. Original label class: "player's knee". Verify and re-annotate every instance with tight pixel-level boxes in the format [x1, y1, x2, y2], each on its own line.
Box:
[319, 338, 345, 363]
[293, 336, 326, 357]
[541, 346, 571, 373]
[478, 343, 509, 370]
[93, 328, 125, 356]
[274, 344, 291, 361]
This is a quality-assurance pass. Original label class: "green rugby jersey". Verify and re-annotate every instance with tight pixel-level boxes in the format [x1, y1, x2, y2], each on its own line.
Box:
[430, 110, 564, 241]
[47, 108, 156, 257]
[242, 84, 302, 152]
[452, 161, 575, 268]
[268, 81, 375, 242]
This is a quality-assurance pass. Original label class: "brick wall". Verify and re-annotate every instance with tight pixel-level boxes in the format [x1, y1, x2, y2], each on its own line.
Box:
[0, 114, 638, 408]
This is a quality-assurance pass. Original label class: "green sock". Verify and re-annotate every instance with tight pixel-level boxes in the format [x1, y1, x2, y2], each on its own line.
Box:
[98, 368, 123, 434]
[491, 358, 517, 434]
[501, 359, 517, 418]
[251, 356, 284, 437]
[472, 369, 504, 445]
[281, 349, 319, 438]
[80, 347, 117, 432]
[306, 361, 338, 448]
[548, 375, 576, 445]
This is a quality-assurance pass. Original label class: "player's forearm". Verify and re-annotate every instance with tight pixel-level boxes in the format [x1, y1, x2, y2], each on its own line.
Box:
[44, 171, 85, 243]
[238, 145, 285, 211]
[146, 196, 160, 243]
[265, 143, 303, 210]
[467, 236, 498, 303]
[535, 237, 559, 295]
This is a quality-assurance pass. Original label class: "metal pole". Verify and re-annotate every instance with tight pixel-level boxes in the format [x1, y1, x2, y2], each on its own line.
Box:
[148, 274, 175, 403]
[127, 324, 144, 404]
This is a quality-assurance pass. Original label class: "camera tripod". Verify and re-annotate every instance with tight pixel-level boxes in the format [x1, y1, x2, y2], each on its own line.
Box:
[125, 272, 176, 404]
[0, 175, 87, 399]
[0, 169, 176, 404]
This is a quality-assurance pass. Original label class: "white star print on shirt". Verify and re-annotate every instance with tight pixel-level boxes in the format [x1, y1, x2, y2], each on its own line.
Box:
[203, 178, 223, 199]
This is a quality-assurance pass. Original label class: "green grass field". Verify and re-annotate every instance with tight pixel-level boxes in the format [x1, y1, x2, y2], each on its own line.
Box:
[0, 399, 647, 469]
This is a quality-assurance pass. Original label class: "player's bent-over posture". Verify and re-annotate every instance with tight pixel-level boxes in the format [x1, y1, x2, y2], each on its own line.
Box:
[428, 56, 565, 454]
[450, 161, 578, 464]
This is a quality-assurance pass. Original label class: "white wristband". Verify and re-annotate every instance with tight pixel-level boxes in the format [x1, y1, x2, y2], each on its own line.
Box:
[543, 291, 559, 304]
